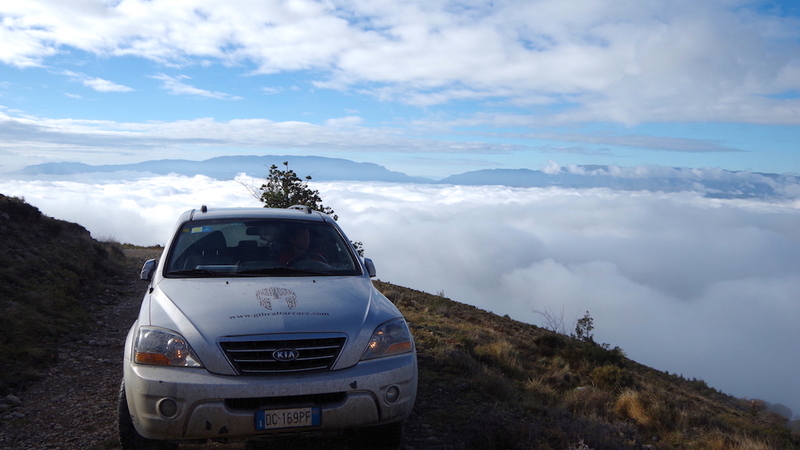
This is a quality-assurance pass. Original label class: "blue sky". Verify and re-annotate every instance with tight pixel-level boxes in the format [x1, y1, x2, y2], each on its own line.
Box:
[1, 0, 799, 178]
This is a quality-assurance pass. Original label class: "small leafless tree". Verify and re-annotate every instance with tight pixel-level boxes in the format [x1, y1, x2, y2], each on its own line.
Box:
[532, 306, 566, 335]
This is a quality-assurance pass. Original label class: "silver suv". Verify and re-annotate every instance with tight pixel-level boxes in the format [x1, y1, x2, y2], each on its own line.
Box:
[119, 206, 417, 449]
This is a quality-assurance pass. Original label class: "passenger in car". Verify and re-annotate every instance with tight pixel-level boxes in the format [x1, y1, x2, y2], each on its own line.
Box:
[182, 230, 228, 269]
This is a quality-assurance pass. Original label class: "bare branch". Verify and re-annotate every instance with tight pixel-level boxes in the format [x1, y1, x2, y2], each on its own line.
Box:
[532, 306, 566, 335]
[235, 175, 261, 201]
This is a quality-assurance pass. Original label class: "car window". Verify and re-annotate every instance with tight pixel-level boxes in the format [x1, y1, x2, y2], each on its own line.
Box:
[164, 219, 361, 277]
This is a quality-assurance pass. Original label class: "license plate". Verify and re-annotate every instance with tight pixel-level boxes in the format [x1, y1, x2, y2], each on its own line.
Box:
[255, 407, 321, 430]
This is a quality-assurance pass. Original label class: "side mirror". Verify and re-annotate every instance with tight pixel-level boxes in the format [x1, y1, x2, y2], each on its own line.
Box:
[364, 258, 376, 278]
[140, 259, 157, 281]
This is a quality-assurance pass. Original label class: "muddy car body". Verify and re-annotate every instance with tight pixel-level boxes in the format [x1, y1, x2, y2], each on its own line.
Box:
[119, 206, 417, 449]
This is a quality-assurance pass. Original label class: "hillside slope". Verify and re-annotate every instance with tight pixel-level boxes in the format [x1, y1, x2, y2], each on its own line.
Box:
[0, 194, 127, 391]
[376, 281, 799, 450]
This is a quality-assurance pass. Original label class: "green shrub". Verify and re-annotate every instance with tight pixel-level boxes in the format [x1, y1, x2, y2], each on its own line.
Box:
[534, 333, 566, 357]
[563, 341, 626, 368]
[591, 365, 635, 392]
[563, 387, 615, 419]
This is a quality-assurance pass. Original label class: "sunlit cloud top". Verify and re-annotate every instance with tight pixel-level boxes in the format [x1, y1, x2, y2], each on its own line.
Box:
[1, 174, 798, 416]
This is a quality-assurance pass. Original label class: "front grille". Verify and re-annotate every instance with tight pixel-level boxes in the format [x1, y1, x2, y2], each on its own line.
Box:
[220, 337, 346, 375]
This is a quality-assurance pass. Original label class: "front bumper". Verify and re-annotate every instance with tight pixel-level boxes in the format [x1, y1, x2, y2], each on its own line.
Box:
[123, 352, 417, 442]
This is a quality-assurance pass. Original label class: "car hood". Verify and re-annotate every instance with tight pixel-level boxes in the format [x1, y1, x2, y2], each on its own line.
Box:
[145, 276, 399, 375]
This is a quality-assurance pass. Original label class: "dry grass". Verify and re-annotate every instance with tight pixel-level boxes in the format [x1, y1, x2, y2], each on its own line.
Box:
[695, 430, 778, 450]
[0, 195, 129, 392]
[375, 280, 800, 450]
[614, 389, 657, 428]
[563, 387, 615, 419]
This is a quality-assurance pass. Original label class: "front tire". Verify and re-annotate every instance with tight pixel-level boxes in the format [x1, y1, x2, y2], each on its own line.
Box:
[118, 380, 178, 450]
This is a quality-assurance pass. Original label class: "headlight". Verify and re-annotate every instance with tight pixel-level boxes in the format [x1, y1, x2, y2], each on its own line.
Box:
[134, 327, 203, 367]
[361, 319, 414, 360]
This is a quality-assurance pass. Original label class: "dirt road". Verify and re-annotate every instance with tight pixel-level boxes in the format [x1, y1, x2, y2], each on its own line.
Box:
[0, 250, 449, 450]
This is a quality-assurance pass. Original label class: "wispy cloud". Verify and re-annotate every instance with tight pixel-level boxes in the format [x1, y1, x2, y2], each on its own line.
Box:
[0, 110, 522, 172]
[532, 132, 741, 154]
[81, 77, 133, 93]
[451, 125, 745, 154]
[324, 116, 363, 127]
[0, 108, 755, 166]
[150, 74, 242, 100]
[61, 70, 133, 92]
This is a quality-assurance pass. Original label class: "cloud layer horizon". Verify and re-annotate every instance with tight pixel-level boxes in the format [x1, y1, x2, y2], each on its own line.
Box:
[1, 174, 798, 417]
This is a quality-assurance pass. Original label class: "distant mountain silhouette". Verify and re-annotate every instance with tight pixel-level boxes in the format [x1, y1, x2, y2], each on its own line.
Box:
[16, 155, 434, 184]
[439, 167, 795, 199]
[15, 156, 799, 199]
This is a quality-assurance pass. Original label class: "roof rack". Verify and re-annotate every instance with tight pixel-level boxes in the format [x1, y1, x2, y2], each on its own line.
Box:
[288, 205, 312, 214]
[189, 204, 208, 220]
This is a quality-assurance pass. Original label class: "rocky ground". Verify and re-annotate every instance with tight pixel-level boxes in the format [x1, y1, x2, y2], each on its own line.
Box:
[0, 249, 457, 450]
[0, 249, 155, 450]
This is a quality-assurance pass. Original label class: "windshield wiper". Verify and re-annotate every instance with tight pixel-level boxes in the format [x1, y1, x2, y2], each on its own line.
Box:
[236, 267, 333, 276]
[166, 268, 227, 277]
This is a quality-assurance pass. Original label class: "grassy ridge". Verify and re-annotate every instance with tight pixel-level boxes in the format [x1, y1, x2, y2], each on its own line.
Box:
[377, 282, 799, 449]
[0, 194, 127, 391]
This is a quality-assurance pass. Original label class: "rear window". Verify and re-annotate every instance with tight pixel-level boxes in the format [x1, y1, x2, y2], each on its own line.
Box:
[164, 219, 361, 277]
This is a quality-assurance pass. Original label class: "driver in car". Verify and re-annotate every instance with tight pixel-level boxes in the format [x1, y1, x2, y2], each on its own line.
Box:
[279, 226, 325, 265]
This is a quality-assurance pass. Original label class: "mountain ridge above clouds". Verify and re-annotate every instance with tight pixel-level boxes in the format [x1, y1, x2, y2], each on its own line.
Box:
[14, 155, 800, 199]
[14, 155, 434, 184]
[439, 167, 800, 199]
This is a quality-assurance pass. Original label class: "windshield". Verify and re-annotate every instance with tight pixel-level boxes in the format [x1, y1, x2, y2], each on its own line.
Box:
[164, 218, 361, 277]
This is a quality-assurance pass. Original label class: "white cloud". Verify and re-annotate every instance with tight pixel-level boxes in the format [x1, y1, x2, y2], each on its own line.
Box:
[0, 174, 260, 244]
[82, 76, 133, 93]
[324, 115, 363, 127]
[321, 180, 800, 413]
[1, 108, 766, 176]
[150, 74, 241, 100]
[542, 160, 562, 174]
[2, 0, 799, 124]
[1, 175, 798, 413]
[61, 70, 134, 92]
[0, 12, 59, 67]
[0, 109, 522, 172]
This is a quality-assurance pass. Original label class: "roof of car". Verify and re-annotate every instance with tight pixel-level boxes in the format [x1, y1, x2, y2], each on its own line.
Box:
[178, 206, 332, 223]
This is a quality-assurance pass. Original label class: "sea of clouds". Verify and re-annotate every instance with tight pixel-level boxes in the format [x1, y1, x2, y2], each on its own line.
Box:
[2, 173, 798, 416]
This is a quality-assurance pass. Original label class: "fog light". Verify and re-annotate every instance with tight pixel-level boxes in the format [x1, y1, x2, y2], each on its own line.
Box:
[384, 386, 400, 404]
[158, 398, 178, 418]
